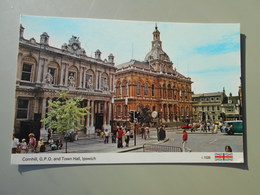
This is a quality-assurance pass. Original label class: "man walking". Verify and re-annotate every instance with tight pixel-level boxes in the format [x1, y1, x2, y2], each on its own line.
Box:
[117, 127, 124, 148]
[182, 130, 192, 152]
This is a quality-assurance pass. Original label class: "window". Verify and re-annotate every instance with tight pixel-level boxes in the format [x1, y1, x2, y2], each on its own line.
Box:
[101, 77, 107, 90]
[152, 85, 155, 96]
[117, 105, 121, 116]
[217, 106, 220, 111]
[137, 83, 141, 95]
[17, 99, 29, 119]
[124, 105, 128, 117]
[168, 85, 172, 98]
[21, 63, 33, 81]
[144, 84, 148, 96]
[118, 84, 122, 96]
[68, 71, 76, 87]
[48, 67, 56, 84]
[212, 106, 215, 111]
[125, 83, 129, 96]
[85, 74, 93, 89]
[100, 104, 104, 113]
[152, 106, 156, 111]
[207, 106, 210, 111]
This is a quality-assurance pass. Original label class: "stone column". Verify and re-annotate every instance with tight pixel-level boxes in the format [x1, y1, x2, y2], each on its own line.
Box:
[95, 71, 99, 90]
[41, 97, 47, 128]
[36, 57, 46, 83]
[108, 101, 111, 126]
[103, 101, 107, 126]
[59, 63, 64, 86]
[42, 59, 48, 84]
[91, 100, 94, 127]
[167, 104, 170, 122]
[87, 100, 90, 127]
[79, 67, 83, 88]
[83, 68, 86, 88]
[64, 64, 69, 86]
[99, 72, 102, 90]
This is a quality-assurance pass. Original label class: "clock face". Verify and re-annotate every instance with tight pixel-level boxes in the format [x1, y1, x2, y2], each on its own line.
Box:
[72, 43, 79, 50]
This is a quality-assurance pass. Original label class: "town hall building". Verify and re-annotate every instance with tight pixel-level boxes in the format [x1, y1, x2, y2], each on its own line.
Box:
[114, 25, 193, 125]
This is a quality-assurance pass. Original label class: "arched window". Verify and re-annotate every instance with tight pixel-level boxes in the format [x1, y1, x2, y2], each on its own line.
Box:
[137, 83, 141, 95]
[186, 107, 190, 116]
[152, 85, 155, 96]
[85, 72, 94, 89]
[125, 83, 128, 96]
[117, 105, 121, 117]
[144, 84, 149, 96]
[168, 84, 172, 98]
[163, 84, 166, 98]
[119, 84, 122, 95]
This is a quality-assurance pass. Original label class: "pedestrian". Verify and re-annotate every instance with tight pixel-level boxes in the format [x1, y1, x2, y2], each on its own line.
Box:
[111, 127, 117, 143]
[141, 126, 145, 139]
[27, 133, 37, 153]
[117, 127, 124, 148]
[182, 130, 192, 152]
[20, 139, 28, 153]
[225, 145, 232, 152]
[12, 134, 20, 153]
[146, 127, 150, 139]
[104, 129, 110, 144]
[37, 138, 45, 152]
[125, 129, 130, 147]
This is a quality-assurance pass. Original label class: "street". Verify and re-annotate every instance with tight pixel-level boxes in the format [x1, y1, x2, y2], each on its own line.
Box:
[45, 127, 244, 153]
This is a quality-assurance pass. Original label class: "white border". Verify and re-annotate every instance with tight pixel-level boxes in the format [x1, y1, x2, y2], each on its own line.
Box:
[11, 152, 244, 165]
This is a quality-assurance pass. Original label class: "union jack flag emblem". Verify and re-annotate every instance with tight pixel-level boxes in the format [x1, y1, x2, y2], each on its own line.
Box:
[215, 153, 233, 161]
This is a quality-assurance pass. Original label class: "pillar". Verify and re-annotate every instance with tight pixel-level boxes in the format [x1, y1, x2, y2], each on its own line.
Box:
[59, 63, 64, 86]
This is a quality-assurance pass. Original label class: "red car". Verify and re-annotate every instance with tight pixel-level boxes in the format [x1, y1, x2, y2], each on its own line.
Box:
[181, 124, 200, 129]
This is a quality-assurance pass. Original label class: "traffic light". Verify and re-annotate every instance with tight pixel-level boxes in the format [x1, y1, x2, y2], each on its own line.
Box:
[135, 111, 140, 122]
[129, 111, 134, 123]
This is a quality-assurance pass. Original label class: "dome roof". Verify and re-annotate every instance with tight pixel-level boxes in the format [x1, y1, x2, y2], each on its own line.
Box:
[144, 47, 170, 62]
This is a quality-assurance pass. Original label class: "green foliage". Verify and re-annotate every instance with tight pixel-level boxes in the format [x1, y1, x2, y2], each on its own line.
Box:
[139, 104, 153, 125]
[42, 91, 90, 134]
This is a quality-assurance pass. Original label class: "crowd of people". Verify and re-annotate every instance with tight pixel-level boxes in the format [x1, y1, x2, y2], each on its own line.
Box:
[96, 124, 153, 148]
[11, 132, 63, 154]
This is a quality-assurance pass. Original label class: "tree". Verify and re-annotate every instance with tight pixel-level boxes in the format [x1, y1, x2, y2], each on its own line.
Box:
[138, 105, 153, 126]
[42, 91, 90, 152]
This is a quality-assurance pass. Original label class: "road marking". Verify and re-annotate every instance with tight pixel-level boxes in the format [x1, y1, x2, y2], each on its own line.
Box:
[209, 139, 217, 144]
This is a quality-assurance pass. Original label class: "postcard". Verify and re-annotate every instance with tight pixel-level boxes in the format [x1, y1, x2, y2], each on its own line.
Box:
[11, 15, 244, 164]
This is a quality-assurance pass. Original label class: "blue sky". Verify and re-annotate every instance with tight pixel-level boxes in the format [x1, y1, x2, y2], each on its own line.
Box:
[20, 15, 241, 95]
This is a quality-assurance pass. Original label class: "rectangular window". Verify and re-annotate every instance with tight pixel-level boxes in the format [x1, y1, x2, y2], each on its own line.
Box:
[152, 85, 155, 96]
[17, 99, 29, 119]
[100, 104, 104, 113]
[21, 63, 33, 81]
[212, 106, 215, 111]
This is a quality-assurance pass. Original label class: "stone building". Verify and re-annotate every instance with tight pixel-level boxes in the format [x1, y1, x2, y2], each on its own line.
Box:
[114, 25, 193, 125]
[221, 93, 241, 121]
[192, 89, 241, 122]
[14, 25, 116, 139]
[192, 91, 226, 122]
